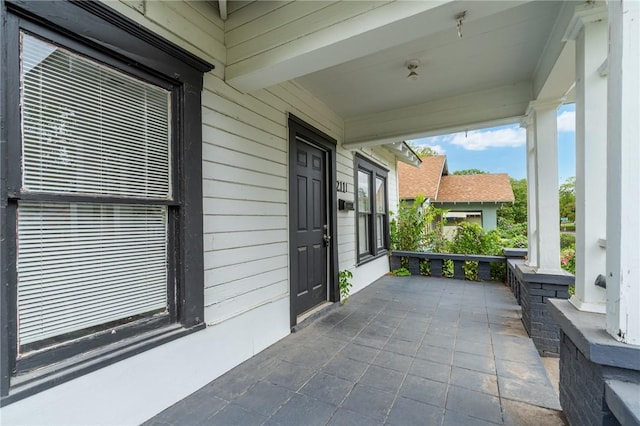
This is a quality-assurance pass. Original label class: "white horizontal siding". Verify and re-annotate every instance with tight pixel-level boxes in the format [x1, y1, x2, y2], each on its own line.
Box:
[205, 280, 289, 325]
[226, 1, 288, 30]
[201, 67, 344, 325]
[203, 198, 287, 217]
[226, 1, 390, 66]
[203, 215, 287, 234]
[203, 128, 286, 166]
[204, 242, 288, 269]
[208, 229, 288, 251]
[202, 108, 286, 152]
[226, 1, 330, 48]
[103, 1, 225, 75]
[205, 256, 288, 288]
[203, 162, 286, 190]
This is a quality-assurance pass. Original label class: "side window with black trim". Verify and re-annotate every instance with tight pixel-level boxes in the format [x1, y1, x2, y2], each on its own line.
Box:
[355, 155, 388, 263]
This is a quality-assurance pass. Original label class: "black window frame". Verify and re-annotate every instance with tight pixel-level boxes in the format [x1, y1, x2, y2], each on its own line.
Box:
[0, 0, 212, 405]
[355, 154, 389, 264]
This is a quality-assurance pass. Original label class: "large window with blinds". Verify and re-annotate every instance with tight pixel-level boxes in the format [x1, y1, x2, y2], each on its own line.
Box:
[17, 34, 173, 352]
[1, 1, 208, 398]
[355, 155, 389, 263]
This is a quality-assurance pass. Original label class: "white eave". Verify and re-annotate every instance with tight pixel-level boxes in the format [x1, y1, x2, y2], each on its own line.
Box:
[383, 141, 422, 167]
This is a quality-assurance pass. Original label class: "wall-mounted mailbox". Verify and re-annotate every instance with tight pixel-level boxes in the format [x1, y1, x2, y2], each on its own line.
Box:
[338, 199, 354, 211]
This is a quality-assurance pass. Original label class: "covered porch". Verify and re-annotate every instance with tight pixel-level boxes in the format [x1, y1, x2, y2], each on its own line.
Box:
[0, 1, 637, 424]
[145, 275, 564, 426]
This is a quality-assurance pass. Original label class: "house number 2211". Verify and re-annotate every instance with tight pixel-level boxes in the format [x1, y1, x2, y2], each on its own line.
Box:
[336, 181, 348, 193]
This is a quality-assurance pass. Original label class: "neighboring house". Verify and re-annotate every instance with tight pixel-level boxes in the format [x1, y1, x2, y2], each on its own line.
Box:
[436, 173, 516, 232]
[0, 1, 637, 425]
[399, 156, 515, 231]
[398, 155, 448, 204]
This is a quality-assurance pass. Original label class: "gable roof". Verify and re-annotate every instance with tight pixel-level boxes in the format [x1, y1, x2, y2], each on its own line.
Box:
[435, 174, 515, 203]
[398, 155, 447, 200]
[398, 155, 515, 203]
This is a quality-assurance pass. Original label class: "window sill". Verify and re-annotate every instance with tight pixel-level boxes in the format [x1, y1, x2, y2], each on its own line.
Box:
[357, 250, 389, 267]
[1, 322, 205, 407]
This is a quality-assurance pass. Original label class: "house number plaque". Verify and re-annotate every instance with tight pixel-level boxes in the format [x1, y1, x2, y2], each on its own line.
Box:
[336, 181, 348, 193]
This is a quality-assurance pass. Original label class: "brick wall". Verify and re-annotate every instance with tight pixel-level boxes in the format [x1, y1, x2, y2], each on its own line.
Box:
[559, 333, 621, 426]
[506, 260, 521, 304]
[520, 281, 570, 356]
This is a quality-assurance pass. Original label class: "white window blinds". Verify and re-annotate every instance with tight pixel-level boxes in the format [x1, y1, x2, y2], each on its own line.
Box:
[17, 32, 172, 351]
[21, 33, 171, 199]
[17, 203, 168, 347]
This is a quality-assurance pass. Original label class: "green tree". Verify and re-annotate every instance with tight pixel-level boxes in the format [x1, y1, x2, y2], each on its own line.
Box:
[390, 196, 446, 251]
[498, 178, 527, 225]
[448, 222, 502, 256]
[407, 143, 438, 157]
[559, 177, 576, 223]
[390, 195, 428, 251]
[452, 169, 487, 175]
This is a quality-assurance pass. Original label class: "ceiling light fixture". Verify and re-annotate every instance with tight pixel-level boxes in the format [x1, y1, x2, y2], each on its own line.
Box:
[406, 59, 420, 81]
[455, 11, 466, 38]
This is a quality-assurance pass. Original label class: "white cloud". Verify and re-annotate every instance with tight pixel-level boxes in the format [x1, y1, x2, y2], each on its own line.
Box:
[433, 144, 446, 154]
[557, 110, 576, 132]
[447, 127, 525, 151]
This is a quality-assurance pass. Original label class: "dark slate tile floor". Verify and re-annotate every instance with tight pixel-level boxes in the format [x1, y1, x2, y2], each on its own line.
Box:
[144, 276, 567, 426]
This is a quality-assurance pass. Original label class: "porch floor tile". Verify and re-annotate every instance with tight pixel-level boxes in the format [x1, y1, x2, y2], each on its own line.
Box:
[144, 276, 567, 425]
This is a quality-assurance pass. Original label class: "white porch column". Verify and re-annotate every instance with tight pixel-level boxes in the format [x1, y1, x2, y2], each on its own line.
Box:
[606, 0, 640, 345]
[521, 116, 538, 268]
[565, 3, 608, 313]
[529, 100, 563, 273]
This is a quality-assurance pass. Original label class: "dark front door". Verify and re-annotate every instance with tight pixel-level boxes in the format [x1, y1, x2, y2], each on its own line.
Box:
[292, 137, 328, 316]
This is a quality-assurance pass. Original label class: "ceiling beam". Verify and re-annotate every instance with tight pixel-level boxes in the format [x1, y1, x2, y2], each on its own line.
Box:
[343, 82, 532, 149]
[225, 0, 530, 93]
[532, 1, 575, 99]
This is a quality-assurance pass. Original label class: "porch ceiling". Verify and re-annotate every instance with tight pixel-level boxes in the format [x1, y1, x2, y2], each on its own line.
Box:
[295, 1, 563, 120]
[290, 1, 565, 144]
[223, 1, 572, 145]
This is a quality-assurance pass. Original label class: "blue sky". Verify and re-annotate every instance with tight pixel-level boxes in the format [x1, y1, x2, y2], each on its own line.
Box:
[409, 103, 576, 184]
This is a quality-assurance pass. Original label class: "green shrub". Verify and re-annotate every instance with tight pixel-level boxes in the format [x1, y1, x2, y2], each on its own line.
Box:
[339, 270, 353, 303]
[390, 196, 448, 252]
[491, 262, 506, 282]
[448, 223, 502, 256]
[392, 267, 411, 276]
[464, 261, 479, 281]
[425, 226, 448, 253]
[560, 233, 576, 249]
[503, 235, 528, 248]
[496, 219, 527, 239]
[419, 259, 430, 276]
[390, 195, 428, 251]
[442, 259, 454, 278]
[561, 247, 576, 275]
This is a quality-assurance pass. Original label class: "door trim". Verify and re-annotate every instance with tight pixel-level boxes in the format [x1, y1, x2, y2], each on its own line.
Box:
[288, 115, 338, 328]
